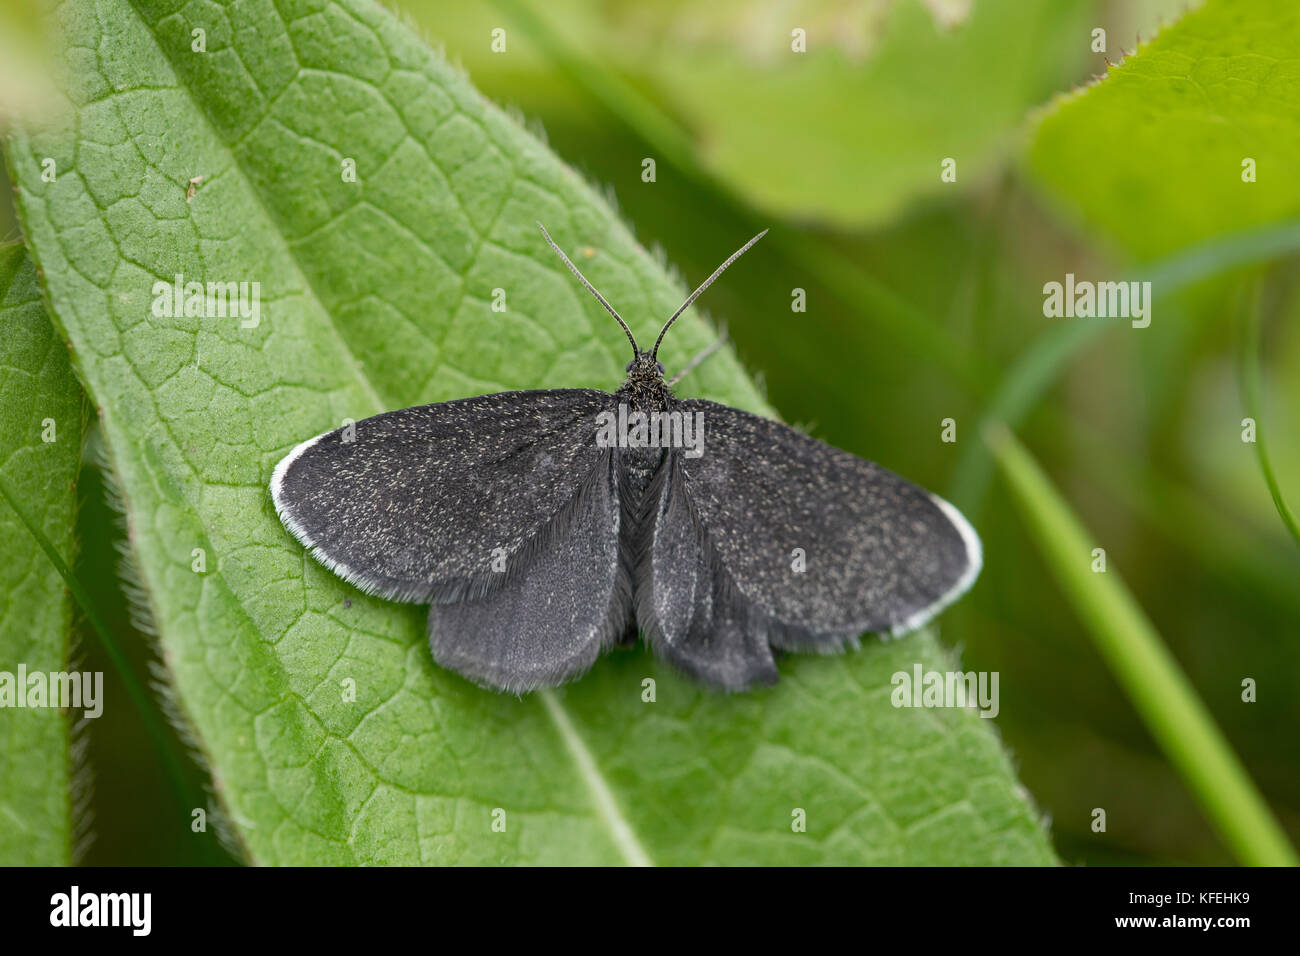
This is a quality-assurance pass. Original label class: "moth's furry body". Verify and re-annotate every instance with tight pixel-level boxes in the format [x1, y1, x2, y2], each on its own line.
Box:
[615, 354, 674, 502]
[614, 355, 674, 647]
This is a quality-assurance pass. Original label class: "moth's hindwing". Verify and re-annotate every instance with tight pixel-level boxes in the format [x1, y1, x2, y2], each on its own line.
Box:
[429, 449, 629, 692]
[634, 452, 780, 692]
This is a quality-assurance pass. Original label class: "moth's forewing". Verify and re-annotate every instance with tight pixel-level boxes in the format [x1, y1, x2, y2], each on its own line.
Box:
[270, 389, 617, 605]
[672, 399, 981, 647]
[429, 451, 628, 692]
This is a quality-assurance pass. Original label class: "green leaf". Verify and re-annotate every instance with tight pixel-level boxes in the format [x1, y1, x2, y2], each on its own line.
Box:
[474, 0, 1092, 229]
[0, 1, 59, 127]
[642, 0, 1092, 229]
[0, 243, 85, 865]
[988, 424, 1298, 866]
[1029, 0, 1300, 260]
[9, 0, 1053, 864]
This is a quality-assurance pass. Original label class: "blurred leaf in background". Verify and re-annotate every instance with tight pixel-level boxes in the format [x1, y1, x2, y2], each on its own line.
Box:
[0, 1, 59, 132]
[0, 1, 61, 243]
[1031, 0, 1300, 261]
[604, 0, 1091, 228]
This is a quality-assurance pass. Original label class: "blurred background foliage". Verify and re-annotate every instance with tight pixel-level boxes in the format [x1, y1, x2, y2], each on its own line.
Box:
[2, 0, 1296, 865]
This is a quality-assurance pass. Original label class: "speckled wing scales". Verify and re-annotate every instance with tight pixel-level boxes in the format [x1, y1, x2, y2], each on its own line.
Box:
[270, 388, 617, 604]
[637, 399, 982, 690]
[271, 388, 629, 691]
[429, 448, 628, 692]
[634, 454, 780, 692]
[272, 389, 981, 693]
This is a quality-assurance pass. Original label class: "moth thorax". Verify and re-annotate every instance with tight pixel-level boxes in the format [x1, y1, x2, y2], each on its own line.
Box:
[619, 372, 672, 413]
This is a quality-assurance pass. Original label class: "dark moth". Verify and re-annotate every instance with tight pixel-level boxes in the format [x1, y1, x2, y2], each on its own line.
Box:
[271, 225, 981, 693]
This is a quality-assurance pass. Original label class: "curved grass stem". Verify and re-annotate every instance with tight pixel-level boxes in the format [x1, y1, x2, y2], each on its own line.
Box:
[987, 425, 1298, 867]
[1239, 282, 1300, 549]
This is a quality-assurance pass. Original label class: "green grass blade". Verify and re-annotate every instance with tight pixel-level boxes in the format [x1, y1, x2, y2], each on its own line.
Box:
[951, 220, 1300, 511]
[1143, 221, 1300, 290]
[1067, 415, 1300, 618]
[1239, 283, 1300, 549]
[948, 317, 1114, 509]
[987, 424, 1298, 866]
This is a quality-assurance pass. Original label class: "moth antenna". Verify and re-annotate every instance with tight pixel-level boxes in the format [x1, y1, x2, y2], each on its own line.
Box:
[651, 229, 768, 361]
[537, 222, 639, 358]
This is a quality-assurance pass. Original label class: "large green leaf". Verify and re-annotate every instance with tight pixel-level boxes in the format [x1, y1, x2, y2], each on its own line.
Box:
[408, 0, 1092, 229]
[9, 0, 1053, 864]
[1029, 0, 1300, 261]
[631, 0, 1092, 229]
[0, 244, 84, 865]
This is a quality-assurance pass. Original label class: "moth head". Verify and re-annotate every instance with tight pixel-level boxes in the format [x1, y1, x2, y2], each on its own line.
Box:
[622, 352, 669, 394]
[626, 354, 666, 377]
